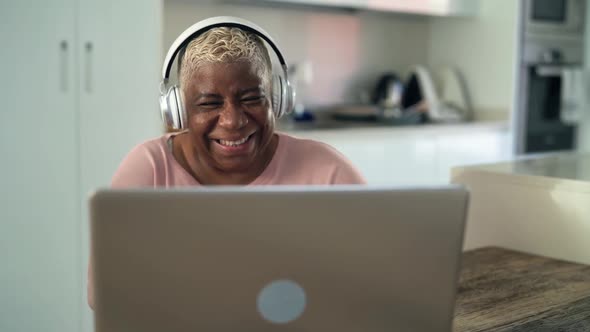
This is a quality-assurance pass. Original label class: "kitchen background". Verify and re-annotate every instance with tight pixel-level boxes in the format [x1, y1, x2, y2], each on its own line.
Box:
[165, 0, 517, 120]
[1, 0, 589, 331]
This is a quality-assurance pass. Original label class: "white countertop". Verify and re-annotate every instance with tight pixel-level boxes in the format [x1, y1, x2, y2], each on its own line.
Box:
[452, 152, 590, 264]
[453, 153, 590, 192]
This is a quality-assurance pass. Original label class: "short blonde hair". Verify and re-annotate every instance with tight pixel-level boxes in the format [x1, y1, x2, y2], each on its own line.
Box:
[179, 27, 272, 91]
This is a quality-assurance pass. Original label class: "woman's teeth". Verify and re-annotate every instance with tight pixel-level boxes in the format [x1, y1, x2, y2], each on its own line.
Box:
[218, 136, 249, 147]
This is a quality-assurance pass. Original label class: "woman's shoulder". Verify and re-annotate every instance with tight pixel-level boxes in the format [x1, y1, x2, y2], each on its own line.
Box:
[110, 133, 174, 188]
[130, 134, 171, 157]
[274, 132, 366, 184]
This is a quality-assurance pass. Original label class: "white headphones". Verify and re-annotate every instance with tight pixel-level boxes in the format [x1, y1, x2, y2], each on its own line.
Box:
[159, 16, 295, 130]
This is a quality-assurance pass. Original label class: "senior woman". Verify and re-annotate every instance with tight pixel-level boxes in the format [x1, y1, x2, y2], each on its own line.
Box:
[114, 27, 364, 186]
[88, 19, 365, 308]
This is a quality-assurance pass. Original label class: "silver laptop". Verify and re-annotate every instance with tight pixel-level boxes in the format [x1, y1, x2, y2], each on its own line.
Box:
[90, 185, 468, 332]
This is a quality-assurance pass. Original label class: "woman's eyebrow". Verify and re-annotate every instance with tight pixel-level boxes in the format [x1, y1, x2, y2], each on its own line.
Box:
[194, 93, 221, 101]
[239, 87, 264, 95]
[195, 93, 221, 99]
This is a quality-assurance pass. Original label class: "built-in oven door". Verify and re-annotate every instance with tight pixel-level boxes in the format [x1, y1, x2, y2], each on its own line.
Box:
[525, 0, 585, 37]
[525, 65, 577, 153]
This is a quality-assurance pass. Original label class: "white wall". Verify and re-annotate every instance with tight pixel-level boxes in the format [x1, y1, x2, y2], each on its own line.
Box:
[163, 0, 430, 107]
[426, 0, 520, 121]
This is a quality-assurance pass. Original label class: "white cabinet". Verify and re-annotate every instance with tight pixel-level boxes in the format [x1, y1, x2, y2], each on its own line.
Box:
[78, 0, 162, 194]
[434, 130, 513, 182]
[287, 123, 511, 185]
[260, 0, 479, 16]
[77, 1, 163, 331]
[323, 134, 438, 185]
[1, 2, 79, 332]
[1, 2, 163, 332]
[367, 0, 479, 16]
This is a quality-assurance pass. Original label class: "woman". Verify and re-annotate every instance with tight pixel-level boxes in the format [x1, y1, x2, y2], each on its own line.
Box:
[89, 23, 365, 308]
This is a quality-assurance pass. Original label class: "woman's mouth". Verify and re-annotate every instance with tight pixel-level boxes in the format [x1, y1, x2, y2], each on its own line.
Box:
[216, 136, 249, 147]
[212, 133, 255, 155]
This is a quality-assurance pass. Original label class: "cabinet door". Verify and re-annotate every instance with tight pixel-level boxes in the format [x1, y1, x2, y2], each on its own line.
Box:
[0, 2, 80, 332]
[77, 0, 163, 330]
[291, 130, 437, 185]
[78, 0, 163, 193]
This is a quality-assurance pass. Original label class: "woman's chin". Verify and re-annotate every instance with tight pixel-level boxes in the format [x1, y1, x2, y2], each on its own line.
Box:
[215, 160, 255, 174]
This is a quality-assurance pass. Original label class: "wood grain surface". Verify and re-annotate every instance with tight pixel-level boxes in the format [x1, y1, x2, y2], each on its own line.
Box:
[453, 247, 590, 332]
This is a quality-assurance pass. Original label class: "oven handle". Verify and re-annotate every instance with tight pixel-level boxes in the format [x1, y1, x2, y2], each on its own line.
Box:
[535, 66, 563, 77]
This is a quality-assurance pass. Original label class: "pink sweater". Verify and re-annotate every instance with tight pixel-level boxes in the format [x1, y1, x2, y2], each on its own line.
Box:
[111, 132, 366, 187]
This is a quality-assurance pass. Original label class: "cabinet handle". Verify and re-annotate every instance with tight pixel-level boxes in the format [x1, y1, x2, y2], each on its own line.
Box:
[85, 42, 93, 93]
[59, 40, 68, 92]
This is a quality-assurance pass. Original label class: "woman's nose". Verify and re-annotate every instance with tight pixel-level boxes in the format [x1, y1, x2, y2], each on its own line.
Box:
[218, 102, 248, 129]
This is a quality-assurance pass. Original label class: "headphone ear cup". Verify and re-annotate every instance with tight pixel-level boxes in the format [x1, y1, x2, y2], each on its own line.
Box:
[159, 87, 176, 131]
[171, 86, 186, 129]
[159, 85, 185, 131]
[271, 74, 295, 119]
[272, 74, 283, 118]
[283, 77, 295, 117]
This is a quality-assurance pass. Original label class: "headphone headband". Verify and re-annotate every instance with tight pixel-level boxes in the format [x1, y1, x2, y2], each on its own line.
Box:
[161, 16, 288, 82]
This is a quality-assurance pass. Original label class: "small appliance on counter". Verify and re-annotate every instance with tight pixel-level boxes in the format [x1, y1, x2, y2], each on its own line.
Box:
[372, 72, 404, 111]
[367, 71, 423, 125]
[402, 65, 472, 123]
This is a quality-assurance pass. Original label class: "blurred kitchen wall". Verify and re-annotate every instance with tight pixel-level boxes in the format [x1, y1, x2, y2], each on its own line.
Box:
[426, 0, 520, 122]
[163, 0, 521, 123]
[163, 0, 430, 107]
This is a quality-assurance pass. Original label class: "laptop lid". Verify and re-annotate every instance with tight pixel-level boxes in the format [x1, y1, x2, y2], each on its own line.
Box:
[90, 185, 468, 332]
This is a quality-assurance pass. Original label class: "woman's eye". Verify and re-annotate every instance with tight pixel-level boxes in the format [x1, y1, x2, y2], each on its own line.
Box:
[242, 96, 264, 105]
[197, 102, 222, 109]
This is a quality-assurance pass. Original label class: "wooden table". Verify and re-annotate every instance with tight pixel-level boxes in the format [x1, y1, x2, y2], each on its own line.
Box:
[454, 247, 590, 331]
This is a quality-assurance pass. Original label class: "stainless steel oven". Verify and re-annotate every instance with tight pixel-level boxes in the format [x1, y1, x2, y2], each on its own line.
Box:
[515, 0, 587, 154]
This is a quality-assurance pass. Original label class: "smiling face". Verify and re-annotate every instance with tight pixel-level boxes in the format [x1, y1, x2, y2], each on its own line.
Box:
[181, 60, 277, 180]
